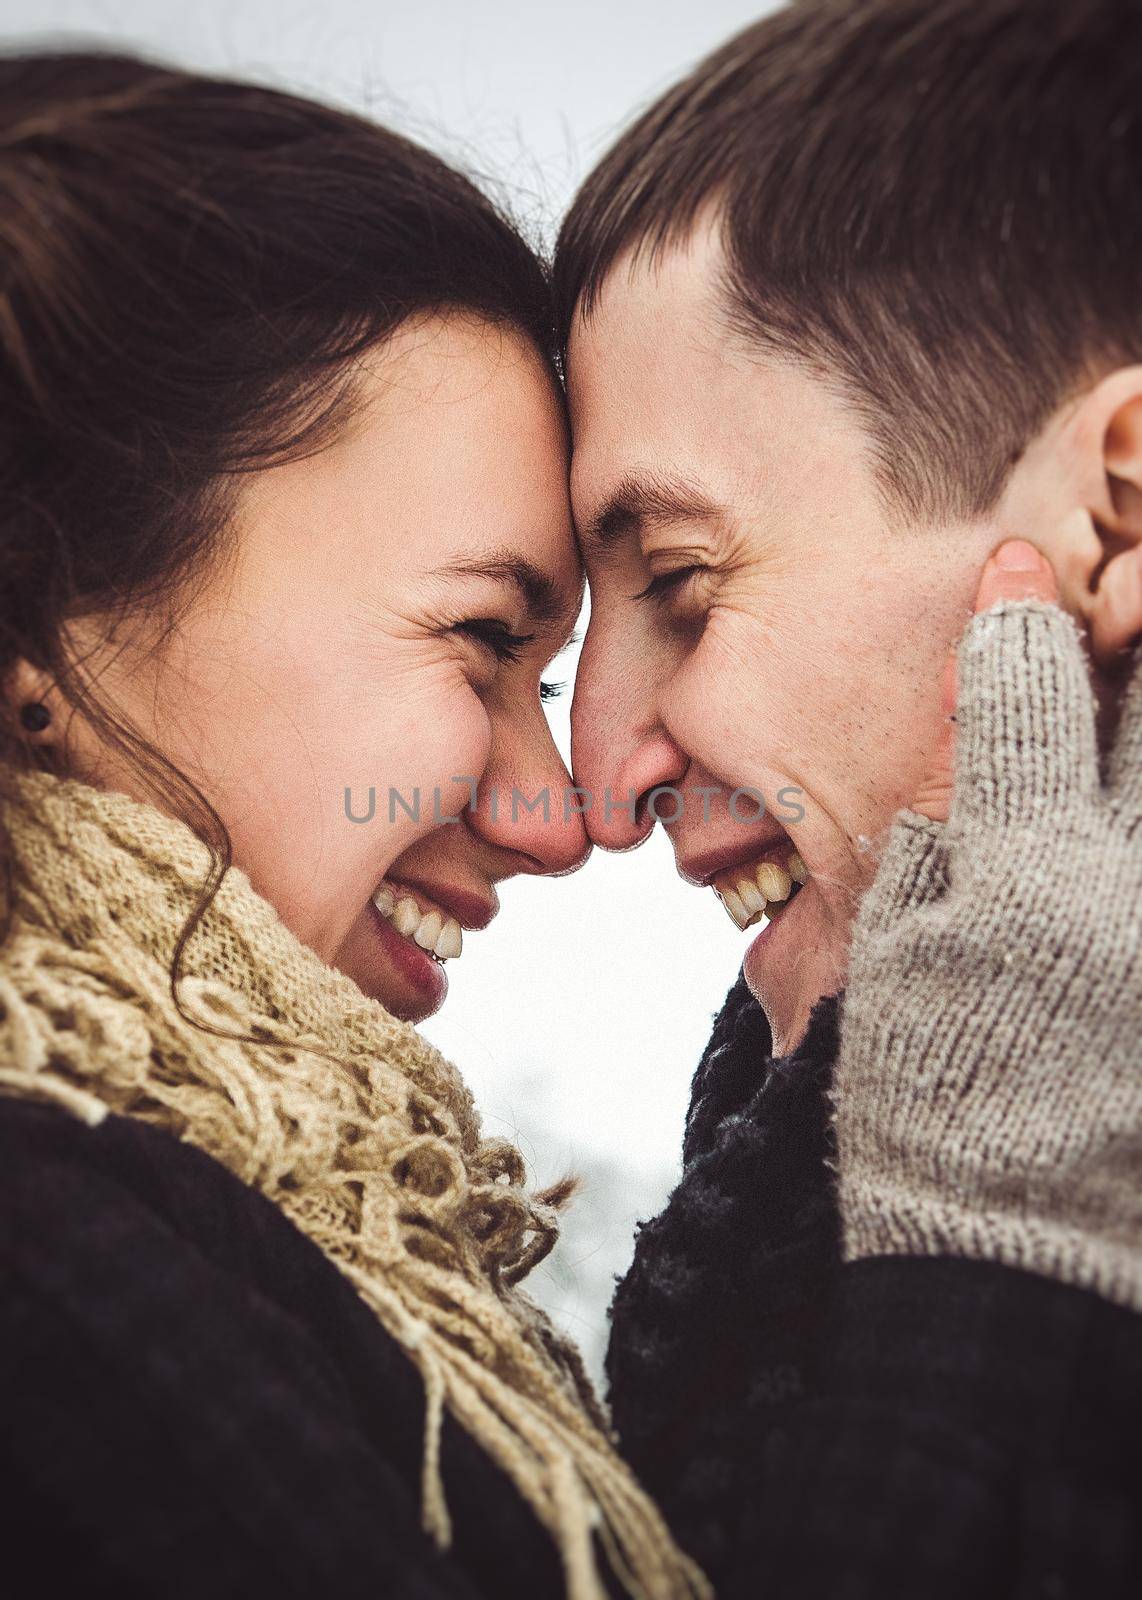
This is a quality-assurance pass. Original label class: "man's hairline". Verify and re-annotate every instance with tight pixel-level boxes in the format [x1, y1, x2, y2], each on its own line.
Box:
[564, 215, 947, 540]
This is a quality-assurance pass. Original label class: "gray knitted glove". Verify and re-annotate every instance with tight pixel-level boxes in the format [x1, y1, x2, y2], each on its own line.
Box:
[833, 599, 1142, 1312]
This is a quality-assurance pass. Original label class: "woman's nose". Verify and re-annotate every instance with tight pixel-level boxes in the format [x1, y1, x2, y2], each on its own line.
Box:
[469, 722, 592, 876]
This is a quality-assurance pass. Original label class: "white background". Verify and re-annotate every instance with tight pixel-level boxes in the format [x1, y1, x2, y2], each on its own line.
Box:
[2, 0, 780, 1382]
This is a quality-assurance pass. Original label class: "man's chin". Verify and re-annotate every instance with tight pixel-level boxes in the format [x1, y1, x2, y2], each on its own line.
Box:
[742, 890, 847, 1056]
[747, 979, 817, 1057]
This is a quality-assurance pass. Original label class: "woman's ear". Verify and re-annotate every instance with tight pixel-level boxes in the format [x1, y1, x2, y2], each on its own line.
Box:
[3, 657, 63, 744]
[1064, 368, 1142, 670]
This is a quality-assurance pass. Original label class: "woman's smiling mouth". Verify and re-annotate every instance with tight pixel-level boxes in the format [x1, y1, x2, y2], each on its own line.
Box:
[371, 875, 499, 956]
[372, 882, 465, 960]
[366, 877, 497, 1013]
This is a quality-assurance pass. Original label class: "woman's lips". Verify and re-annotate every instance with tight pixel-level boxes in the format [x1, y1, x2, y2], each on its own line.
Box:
[367, 873, 499, 1007]
[368, 898, 448, 1006]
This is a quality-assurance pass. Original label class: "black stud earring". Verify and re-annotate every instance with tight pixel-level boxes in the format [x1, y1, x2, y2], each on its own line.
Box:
[19, 702, 51, 733]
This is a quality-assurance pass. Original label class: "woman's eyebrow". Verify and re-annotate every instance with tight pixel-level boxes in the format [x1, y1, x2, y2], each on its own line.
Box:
[434, 550, 569, 627]
[580, 471, 720, 552]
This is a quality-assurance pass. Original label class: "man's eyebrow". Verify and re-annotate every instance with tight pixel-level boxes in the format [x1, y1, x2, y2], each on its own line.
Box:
[435, 550, 569, 628]
[580, 472, 720, 551]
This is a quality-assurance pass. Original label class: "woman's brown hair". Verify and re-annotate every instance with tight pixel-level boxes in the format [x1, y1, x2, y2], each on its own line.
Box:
[0, 49, 558, 1044]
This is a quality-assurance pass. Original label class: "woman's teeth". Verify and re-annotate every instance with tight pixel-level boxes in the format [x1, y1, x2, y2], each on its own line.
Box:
[372, 884, 463, 960]
[714, 850, 808, 932]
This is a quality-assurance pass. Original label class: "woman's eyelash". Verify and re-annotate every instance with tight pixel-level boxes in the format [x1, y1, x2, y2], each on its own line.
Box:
[454, 622, 567, 698]
[454, 618, 536, 663]
[632, 566, 704, 604]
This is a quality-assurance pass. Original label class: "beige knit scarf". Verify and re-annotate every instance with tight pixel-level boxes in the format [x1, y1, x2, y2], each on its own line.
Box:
[0, 761, 709, 1600]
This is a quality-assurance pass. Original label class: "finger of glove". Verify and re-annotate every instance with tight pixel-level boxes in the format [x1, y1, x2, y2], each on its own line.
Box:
[856, 811, 950, 933]
[952, 599, 1100, 829]
[1107, 638, 1142, 821]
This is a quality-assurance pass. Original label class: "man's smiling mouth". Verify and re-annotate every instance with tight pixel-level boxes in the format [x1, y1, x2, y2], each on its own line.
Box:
[712, 846, 808, 931]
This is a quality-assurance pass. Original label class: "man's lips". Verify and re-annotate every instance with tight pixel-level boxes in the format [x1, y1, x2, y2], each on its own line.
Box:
[676, 823, 795, 888]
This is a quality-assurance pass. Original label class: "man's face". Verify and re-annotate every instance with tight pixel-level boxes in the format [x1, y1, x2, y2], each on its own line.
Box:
[567, 224, 1004, 1053]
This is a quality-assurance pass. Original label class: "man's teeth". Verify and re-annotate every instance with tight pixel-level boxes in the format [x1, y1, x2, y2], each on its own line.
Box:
[722, 886, 748, 925]
[715, 851, 808, 931]
[371, 884, 463, 960]
[757, 862, 792, 901]
[740, 879, 766, 917]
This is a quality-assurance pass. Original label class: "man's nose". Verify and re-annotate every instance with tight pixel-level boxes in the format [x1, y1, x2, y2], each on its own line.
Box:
[571, 611, 690, 849]
[573, 715, 690, 852]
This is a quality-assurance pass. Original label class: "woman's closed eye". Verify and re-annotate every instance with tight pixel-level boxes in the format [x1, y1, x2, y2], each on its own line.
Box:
[453, 616, 536, 663]
[453, 619, 567, 701]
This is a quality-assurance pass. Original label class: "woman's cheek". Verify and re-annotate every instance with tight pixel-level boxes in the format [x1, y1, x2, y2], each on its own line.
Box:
[361, 678, 490, 862]
[420, 694, 494, 821]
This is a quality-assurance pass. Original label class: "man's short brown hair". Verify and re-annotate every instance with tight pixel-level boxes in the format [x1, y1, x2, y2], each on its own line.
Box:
[555, 0, 1142, 521]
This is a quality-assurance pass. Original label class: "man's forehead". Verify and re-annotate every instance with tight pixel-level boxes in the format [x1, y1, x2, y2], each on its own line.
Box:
[567, 350, 873, 558]
[562, 209, 877, 542]
[566, 218, 730, 394]
[565, 230, 756, 510]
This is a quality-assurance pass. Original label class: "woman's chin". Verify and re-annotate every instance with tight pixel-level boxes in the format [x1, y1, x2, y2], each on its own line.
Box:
[379, 984, 446, 1024]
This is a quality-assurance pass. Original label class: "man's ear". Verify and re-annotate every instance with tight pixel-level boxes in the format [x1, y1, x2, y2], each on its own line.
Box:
[1063, 366, 1142, 670]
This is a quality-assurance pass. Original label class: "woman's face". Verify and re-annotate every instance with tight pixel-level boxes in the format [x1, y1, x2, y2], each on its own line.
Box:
[59, 312, 588, 1021]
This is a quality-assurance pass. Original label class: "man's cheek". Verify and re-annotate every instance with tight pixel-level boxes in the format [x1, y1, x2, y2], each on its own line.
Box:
[668, 621, 773, 755]
[873, 659, 951, 821]
[664, 658, 758, 792]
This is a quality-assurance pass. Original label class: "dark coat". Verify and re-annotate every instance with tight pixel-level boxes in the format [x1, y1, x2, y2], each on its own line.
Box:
[0, 1095, 577, 1599]
[604, 977, 1142, 1598]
